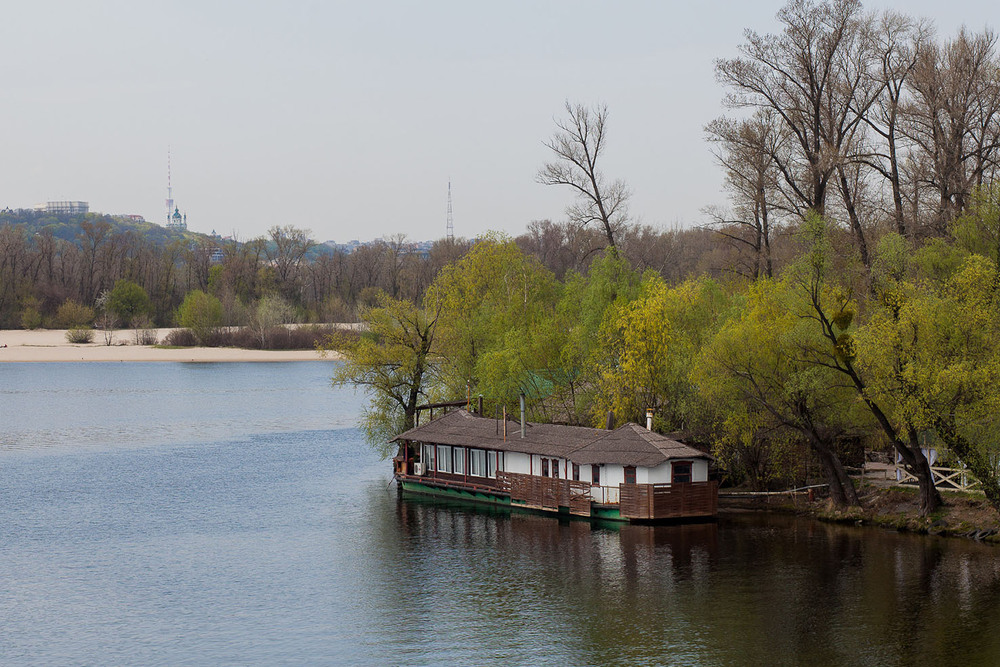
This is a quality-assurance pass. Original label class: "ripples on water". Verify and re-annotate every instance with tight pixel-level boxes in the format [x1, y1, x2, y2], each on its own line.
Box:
[2, 362, 1000, 665]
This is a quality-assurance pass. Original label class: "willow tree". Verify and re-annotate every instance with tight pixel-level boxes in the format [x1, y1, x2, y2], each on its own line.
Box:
[593, 275, 730, 431]
[857, 243, 1000, 511]
[695, 279, 863, 507]
[791, 219, 941, 514]
[425, 234, 560, 416]
[322, 292, 439, 457]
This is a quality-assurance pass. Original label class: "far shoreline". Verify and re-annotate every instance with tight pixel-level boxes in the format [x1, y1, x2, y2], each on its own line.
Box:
[0, 328, 341, 363]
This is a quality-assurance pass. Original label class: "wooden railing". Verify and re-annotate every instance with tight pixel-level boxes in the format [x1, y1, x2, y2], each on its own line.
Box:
[497, 473, 719, 520]
[619, 481, 719, 520]
[895, 465, 982, 492]
[497, 472, 592, 516]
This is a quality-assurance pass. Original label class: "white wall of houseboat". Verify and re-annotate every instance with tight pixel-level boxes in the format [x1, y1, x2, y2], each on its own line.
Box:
[644, 459, 710, 484]
[506, 452, 531, 475]
[645, 463, 667, 484]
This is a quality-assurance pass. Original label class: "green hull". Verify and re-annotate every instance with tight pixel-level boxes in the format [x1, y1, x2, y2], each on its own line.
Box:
[400, 479, 513, 507]
[399, 478, 625, 521]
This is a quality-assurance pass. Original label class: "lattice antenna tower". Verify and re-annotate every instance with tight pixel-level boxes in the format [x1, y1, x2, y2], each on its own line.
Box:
[165, 148, 174, 223]
[446, 179, 454, 242]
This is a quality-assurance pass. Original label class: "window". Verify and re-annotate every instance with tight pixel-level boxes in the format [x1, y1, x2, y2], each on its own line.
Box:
[624, 466, 636, 485]
[672, 461, 692, 484]
[423, 444, 435, 472]
[552, 459, 559, 479]
[572, 463, 580, 481]
[453, 446, 465, 475]
[469, 449, 487, 477]
[541, 458, 549, 477]
[438, 445, 452, 473]
[487, 451, 502, 478]
[592, 465, 600, 486]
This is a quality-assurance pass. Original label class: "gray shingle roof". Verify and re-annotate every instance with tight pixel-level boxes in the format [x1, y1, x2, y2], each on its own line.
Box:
[394, 409, 709, 467]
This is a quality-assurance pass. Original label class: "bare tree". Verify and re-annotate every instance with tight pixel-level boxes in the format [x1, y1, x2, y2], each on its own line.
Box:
[537, 101, 630, 249]
[861, 12, 929, 236]
[265, 225, 315, 303]
[903, 28, 1000, 233]
[705, 111, 785, 279]
[715, 0, 884, 265]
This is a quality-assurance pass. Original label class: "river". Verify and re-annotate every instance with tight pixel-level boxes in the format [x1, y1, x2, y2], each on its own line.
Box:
[2, 362, 999, 665]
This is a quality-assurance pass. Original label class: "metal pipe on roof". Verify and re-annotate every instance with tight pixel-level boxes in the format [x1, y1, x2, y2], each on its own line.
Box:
[520, 393, 526, 439]
[646, 408, 654, 431]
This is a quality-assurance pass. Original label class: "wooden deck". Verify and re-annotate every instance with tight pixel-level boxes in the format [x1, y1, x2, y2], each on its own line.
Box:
[499, 472, 718, 521]
[619, 481, 719, 520]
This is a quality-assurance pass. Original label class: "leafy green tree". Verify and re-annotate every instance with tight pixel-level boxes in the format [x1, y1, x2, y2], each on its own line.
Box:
[322, 293, 439, 457]
[694, 278, 863, 506]
[593, 274, 730, 430]
[107, 280, 151, 329]
[857, 249, 1000, 510]
[790, 220, 942, 514]
[178, 290, 224, 344]
[548, 251, 643, 423]
[951, 183, 1000, 269]
[427, 234, 559, 413]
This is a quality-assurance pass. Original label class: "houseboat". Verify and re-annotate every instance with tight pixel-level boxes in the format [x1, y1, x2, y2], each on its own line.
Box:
[392, 409, 718, 522]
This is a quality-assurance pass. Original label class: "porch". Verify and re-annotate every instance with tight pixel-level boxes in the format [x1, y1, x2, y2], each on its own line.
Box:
[497, 471, 719, 521]
[618, 480, 719, 520]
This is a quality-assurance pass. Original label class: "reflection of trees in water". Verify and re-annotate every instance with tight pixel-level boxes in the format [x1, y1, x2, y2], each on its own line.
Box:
[372, 496, 1000, 665]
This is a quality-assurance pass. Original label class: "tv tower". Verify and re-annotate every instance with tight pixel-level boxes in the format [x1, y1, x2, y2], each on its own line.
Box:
[164, 149, 187, 230]
[165, 149, 174, 223]
[446, 179, 454, 242]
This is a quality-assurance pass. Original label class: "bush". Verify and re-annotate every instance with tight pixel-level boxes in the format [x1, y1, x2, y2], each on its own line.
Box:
[55, 300, 95, 328]
[164, 328, 198, 347]
[20, 307, 42, 330]
[178, 289, 223, 343]
[164, 324, 337, 350]
[136, 328, 158, 346]
[66, 327, 95, 344]
[132, 314, 157, 345]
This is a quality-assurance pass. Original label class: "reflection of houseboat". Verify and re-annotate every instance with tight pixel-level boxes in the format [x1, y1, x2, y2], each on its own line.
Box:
[392, 409, 717, 522]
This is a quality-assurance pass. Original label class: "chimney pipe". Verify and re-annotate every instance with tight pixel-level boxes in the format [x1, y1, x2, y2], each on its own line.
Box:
[646, 408, 654, 431]
[520, 393, 526, 438]
[606, 410, 614, 430]
[477, 395, 484, 416]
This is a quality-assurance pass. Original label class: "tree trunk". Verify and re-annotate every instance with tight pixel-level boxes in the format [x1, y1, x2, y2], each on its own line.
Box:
[805, 429, 861, 508]
[837, 165, 871, 268]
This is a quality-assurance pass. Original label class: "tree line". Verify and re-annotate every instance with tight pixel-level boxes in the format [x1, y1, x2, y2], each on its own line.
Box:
[0, 209, 730, 334]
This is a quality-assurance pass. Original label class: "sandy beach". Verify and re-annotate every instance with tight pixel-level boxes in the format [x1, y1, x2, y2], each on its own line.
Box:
[0, 328, 336, 362]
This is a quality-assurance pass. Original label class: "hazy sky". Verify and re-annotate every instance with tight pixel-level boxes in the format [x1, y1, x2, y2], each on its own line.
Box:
[1, 1, 994, 243]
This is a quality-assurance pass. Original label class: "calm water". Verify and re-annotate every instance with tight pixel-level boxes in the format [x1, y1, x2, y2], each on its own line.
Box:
[2, 362, 1000, 666]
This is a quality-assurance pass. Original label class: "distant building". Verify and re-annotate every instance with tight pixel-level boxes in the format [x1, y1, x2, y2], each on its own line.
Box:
[167, 206, 187, 231]
[33, 201, 89, 214]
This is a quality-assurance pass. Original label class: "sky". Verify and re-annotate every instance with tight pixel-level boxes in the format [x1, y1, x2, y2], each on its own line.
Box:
[1, 1, 994, 243]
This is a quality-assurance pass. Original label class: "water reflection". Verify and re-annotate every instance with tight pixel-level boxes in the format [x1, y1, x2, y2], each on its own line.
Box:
[371, 494, 1000, 666]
